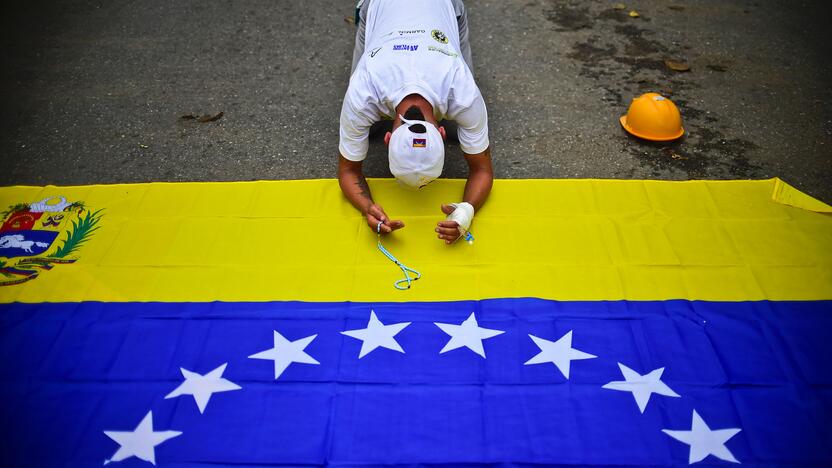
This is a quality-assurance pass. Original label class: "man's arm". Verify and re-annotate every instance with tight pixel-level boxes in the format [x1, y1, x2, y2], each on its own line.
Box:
[436, 146, 493, 243]
[461, 146, 493, 210]
[338, 155, 404, 234]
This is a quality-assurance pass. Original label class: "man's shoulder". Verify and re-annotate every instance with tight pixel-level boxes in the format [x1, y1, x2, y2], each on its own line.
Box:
[344, 67, 378, 107]
[448, 64, 484, 108]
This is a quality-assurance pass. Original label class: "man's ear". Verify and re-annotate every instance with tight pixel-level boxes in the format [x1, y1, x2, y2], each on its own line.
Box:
[438, 126, 447, 140]
[384, 131, 392, 146]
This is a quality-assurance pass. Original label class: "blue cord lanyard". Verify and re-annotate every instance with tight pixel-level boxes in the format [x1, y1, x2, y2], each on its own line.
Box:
[377, 222, 421, 290]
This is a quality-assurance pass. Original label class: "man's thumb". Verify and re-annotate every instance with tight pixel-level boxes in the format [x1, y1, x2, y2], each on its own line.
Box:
[441, 204, 456, 215]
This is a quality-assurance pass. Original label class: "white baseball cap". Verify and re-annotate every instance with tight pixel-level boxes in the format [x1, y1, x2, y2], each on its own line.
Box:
[388, 114, 444, 190]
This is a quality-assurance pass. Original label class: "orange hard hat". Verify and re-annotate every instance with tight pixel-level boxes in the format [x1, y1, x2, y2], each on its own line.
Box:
[619, 93, 685, 141]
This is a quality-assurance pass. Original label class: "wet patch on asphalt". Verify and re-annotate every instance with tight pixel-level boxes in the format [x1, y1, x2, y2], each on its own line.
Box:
[624, 130, 757, 178]
[546, 1, 761, 178]
[545, 1, 593, 32]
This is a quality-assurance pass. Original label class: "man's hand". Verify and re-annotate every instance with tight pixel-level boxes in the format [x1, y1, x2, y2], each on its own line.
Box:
[338, 156, 404, 234]
[434, 148, 493, 244]
[367, 203, 404, 234]
[436, 204, 462, 244]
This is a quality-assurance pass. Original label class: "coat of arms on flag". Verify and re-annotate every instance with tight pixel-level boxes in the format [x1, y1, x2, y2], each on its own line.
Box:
[0, 196, 102, 286]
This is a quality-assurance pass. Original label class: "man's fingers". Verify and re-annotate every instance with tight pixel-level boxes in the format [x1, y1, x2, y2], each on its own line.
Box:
[367, 214, 405, 234]
[437, 220, 459, 229]
[435, 226, 459, 236]
[369, 219, 391, 233]
[367, 205, 387, 222]
[437, 232, 458, 244]
[366, 204, 398, 233]
[367, 214, 391, 233]
[436, 223, 461, 244]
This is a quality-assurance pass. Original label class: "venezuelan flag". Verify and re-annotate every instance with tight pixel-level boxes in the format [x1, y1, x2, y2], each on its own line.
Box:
[1, 178, 830, 466]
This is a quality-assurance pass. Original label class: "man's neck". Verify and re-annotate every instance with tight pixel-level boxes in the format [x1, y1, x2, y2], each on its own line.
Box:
[394, 94, 436, 128]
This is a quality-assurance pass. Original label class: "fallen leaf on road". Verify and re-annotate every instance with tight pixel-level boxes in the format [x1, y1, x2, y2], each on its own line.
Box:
[197, 112, 224, 123]
[707, 64, 728, 72]
[139, 144, 148, 149]
[344, 16, 355, 24]
[613, 3, 626, 10]
[180, 114, 197, 120]
[629, 10, 640, 17]
[662, 147, 688, 160]
[664, 60, 691, 72]
[668, 5, 685, 11]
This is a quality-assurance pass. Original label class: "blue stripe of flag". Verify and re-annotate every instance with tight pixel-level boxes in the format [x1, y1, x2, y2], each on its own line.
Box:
[0, 299, 830, 466]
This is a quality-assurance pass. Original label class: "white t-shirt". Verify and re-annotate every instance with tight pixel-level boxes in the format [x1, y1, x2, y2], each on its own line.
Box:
[339, 0, 489, 161]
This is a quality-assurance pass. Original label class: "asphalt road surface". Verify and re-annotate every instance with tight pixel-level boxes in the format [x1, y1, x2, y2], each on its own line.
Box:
[2, 0, 831, 202]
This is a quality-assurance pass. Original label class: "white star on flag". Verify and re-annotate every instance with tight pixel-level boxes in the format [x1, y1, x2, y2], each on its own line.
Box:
[103, 411, 182, 466]
[524, 330, 596, 379]
[434, 312, 505, 358]
[341, 310, 411, 358]
[248, 330, 320, 379]
[164, 363, 242, 414]
[602, 362, 680, 413]
[663, 409, 742, 464]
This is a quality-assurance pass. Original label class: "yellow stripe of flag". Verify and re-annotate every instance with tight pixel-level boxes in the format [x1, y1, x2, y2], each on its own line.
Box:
[1, 178, 830, 303]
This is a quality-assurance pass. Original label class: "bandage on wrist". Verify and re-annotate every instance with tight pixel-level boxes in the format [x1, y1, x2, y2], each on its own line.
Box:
[446, 202, 474, 234]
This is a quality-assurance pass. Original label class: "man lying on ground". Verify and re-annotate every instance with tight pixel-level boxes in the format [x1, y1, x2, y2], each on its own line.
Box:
[338, 0, 493, 244]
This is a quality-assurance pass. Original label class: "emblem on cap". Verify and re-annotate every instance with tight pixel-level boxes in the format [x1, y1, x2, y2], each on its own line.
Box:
[412, 138, 426, 148]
